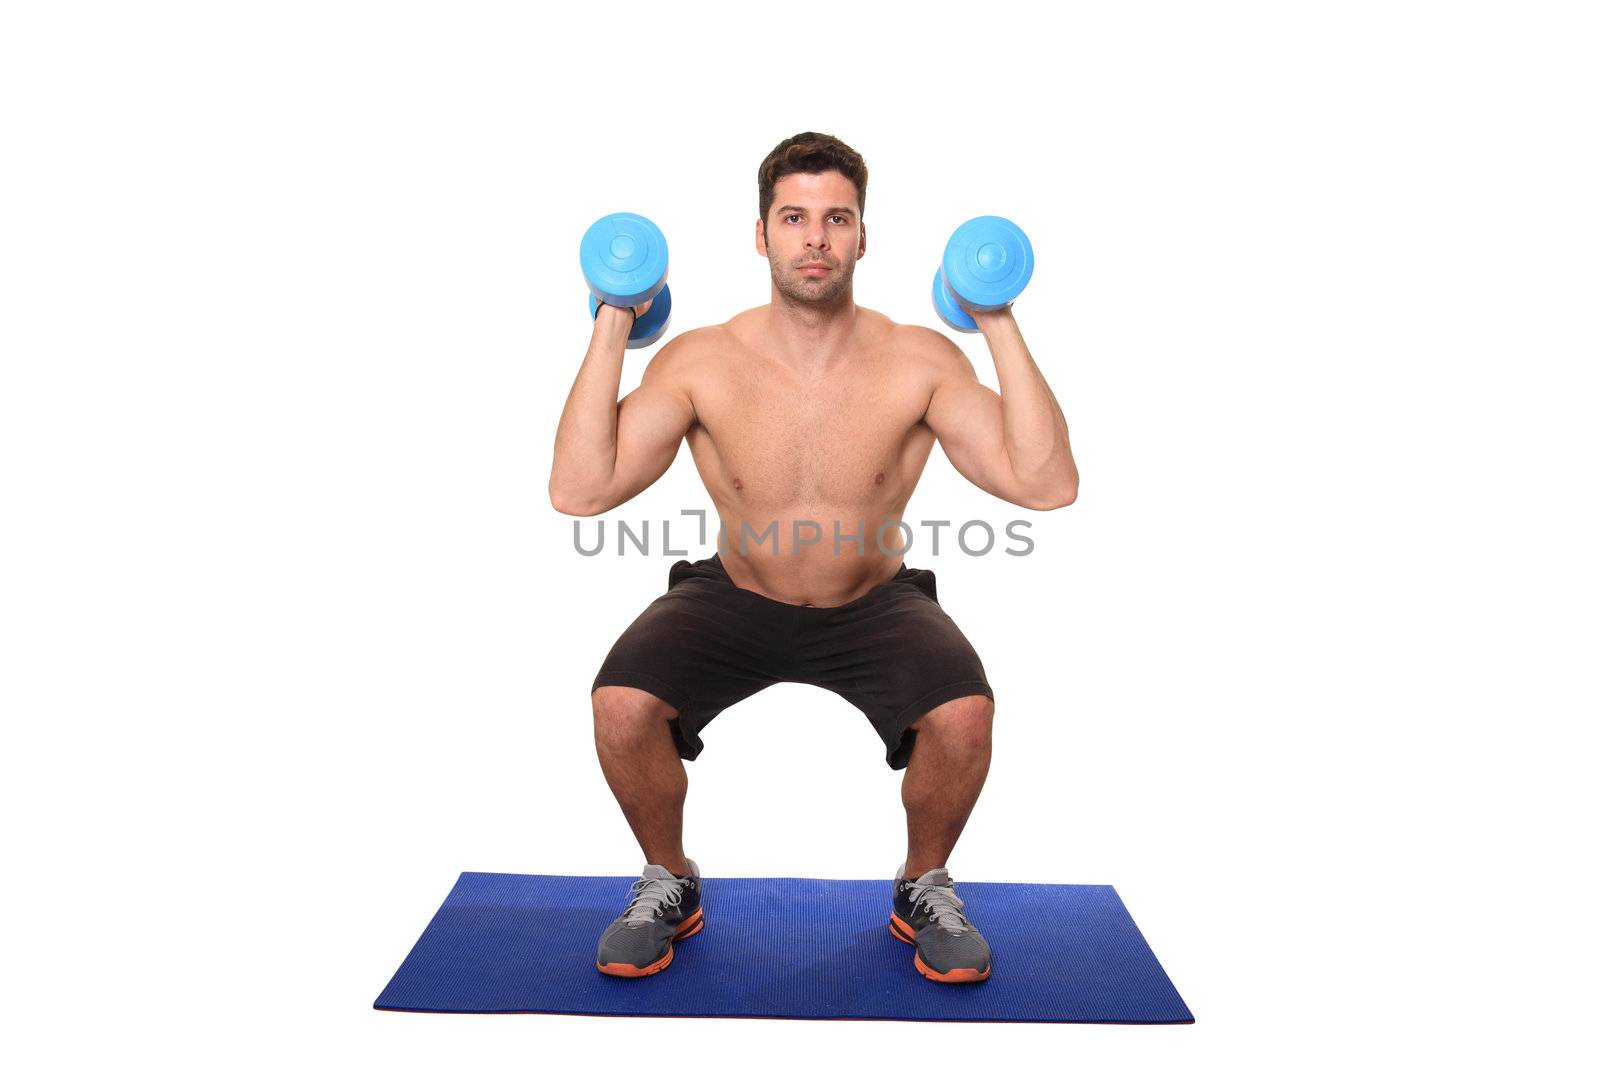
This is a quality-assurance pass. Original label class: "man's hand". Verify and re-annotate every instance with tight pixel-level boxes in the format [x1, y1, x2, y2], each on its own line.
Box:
[955, 301, 1014, 333]
[597, 297, 653, 322]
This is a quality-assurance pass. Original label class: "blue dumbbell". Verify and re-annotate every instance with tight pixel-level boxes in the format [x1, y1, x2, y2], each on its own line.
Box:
[580, 212, 673, 349]
[931, 216, 1034, 333]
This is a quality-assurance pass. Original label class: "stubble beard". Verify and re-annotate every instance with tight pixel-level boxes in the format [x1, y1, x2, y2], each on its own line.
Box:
[771, 256, 854, 310]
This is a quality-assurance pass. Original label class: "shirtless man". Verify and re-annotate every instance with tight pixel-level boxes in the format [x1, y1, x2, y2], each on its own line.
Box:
[550, 132, 1078, 983]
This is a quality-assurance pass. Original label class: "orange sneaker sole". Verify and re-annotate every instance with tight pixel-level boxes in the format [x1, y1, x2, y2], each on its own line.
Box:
[596, 907, 705, 978]
[887, 911, 992, 983]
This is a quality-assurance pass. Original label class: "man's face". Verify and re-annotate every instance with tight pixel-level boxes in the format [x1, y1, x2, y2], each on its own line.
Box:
[756, 170, 865, 307]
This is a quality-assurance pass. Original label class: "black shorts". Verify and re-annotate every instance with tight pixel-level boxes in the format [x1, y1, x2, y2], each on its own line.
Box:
[591, 554, 993, 770]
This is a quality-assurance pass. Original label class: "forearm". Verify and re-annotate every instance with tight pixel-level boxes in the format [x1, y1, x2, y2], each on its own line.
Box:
[973, 308, 1077, 492]
[549, 306, 635, 508]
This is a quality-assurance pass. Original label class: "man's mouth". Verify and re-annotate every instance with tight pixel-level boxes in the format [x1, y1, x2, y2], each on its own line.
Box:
[798, 263, 832, 274]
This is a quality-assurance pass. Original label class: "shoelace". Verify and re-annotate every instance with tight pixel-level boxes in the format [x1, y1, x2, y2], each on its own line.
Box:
[908, 881, 972, 936]
[622, 876, 685, 928]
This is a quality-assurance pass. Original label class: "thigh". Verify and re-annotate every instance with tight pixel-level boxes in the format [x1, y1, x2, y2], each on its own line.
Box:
[807, 582, 994, 770]
[591, 567, 785, 760]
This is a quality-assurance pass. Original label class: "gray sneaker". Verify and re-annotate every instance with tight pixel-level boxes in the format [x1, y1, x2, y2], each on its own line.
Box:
[888, 861, 993, 982]
[595, 858, 705, 977]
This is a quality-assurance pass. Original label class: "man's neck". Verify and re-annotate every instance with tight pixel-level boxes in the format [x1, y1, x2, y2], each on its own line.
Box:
[765, 292, 859, 371]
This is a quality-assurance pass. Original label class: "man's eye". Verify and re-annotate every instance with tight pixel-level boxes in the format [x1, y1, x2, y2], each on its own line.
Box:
[786, 214, 801, 223]
[830, 216, 845, 224]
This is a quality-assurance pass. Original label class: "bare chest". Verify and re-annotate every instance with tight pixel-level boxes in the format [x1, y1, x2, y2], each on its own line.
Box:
[687, 351, 932, 508]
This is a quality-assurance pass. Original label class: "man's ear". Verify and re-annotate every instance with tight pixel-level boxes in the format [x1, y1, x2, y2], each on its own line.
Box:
[755, 217, 767, 258]
[858, 221, 867, 259]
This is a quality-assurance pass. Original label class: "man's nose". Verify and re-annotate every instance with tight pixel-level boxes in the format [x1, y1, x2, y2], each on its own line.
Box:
[804, 223, 829, 250]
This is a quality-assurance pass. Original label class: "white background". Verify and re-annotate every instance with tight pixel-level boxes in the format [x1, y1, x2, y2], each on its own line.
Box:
[3, 1, 1596, 1062]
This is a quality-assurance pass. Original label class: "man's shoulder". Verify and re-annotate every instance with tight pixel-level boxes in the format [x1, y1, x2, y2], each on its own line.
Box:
[652, 312, 762, 369]
[884, 317, 967, 372]
[656, 314, 754, 355]
[645, 324, 725, 371]
[838, 306, 962, 366]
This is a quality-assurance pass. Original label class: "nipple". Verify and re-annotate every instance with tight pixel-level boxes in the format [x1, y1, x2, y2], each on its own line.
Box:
[733, 477, 744, 492]
[874, 471, 885, 485]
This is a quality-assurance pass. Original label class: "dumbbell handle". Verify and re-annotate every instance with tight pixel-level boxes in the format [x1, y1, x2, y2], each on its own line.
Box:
[587, 285, 672, 350]
[593, 303, 639, 324]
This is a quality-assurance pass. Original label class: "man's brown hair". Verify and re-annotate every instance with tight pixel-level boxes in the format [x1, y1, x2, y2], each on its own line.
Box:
[757, 132, 868, 224]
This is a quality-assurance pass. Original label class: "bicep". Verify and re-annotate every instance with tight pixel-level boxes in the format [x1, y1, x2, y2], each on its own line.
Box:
[920, 329, 1066, 508]
[608, 365, 696, 504]
[925, 372, 1016, 499]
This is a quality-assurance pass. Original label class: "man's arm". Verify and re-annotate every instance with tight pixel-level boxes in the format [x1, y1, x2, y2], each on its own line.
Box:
[919, 310, 1079, 510]
[548, 307, 698, 516]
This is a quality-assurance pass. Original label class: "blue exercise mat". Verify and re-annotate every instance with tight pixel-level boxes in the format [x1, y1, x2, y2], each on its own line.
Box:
[374, 871, 1193, 1023]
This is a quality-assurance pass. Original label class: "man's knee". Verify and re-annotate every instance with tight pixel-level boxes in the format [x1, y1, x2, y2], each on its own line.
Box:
[909, 695, 994, 741]
[592, 685, 679, 726]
